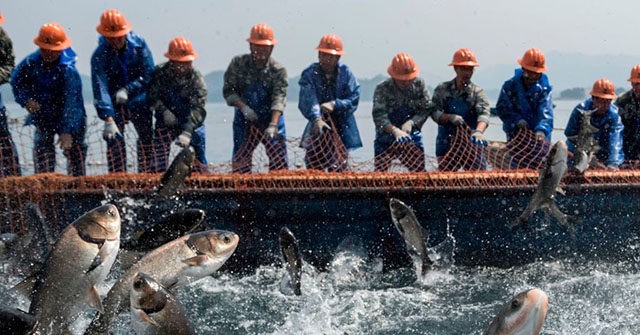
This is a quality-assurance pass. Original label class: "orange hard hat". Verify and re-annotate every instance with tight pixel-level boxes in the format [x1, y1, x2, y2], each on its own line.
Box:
[589, 78, 617, 100]
[165, 37, 198, 62]
[449, 48, 479, 67]
[316, 34, 344, 55]
[518, 48, 547, 73]
[628, 64, 640, 83]
[0, 12, 5, 25]
[387, 52, 420, 80]
[246, 23, 277, 46]
[33, 23, 72, 51]
[96, 9, 131, 38]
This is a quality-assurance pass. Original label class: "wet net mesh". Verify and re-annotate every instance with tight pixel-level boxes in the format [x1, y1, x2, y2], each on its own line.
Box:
[0, 116, 639, 233]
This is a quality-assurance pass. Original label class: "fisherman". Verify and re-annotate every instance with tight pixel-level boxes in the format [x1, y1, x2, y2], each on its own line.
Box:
[565, 78, 623, 170]
[91, 9, 155, 173]
[223, 23, 288, 173]
[11, 23, 87, 176]
[0, 12, 20, 177]
[372, 52, 435, 172]
[432, 48, 490, 170]
[298, 34, 362, 172]
[615, 65, 640, 167]
[496, 48, 554, 169]
[148, 37, 208, 172]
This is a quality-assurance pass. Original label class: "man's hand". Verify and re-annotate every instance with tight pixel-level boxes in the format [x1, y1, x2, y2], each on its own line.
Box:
[265, 123, 278, 140]
[401, 120, 415, 134]
[163, 110, 177, 127]
[535, 131, 546, 142]
[26, 99, 40, 113]
[175, 131, 191, 147]
[58, 133, 72, 150]
[470, 130, 487, 146]
[103, 120, 122, 141]
[115, 88, 128, 105]
[449, 114, 464, 126]
[517, 119, 528, 129]
[311, 118, 331, 137]
[391, 127, 411, 143]
[320, 101, 335, 113]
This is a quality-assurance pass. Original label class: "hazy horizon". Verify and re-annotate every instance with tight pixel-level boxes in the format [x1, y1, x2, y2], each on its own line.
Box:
[4, 1, 640, 91]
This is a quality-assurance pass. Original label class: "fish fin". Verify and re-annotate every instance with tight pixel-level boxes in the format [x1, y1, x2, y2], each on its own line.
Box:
[87, 285, 104, 313]
[556, 187, 565, 195]
[139, 311, 160, 327]
[11, 275, 37, 298]
[87, 243, 113, 273]
[182, 255, 209, 266]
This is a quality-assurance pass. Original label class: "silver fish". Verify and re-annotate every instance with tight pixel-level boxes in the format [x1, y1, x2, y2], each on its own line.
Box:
[514, 140, 580, 232]
[156, 146, 195, 200]
[29, 204, 121, 335]
[484, 288, 549, 335]
[84, 229, 239, 335]
[279, 227, 302, 296]
[389, 198, 432, 277]
[130, 272, 195, 335]
[568, 108, 600, 173]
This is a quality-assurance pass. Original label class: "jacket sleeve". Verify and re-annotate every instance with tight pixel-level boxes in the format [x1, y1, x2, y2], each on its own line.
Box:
[474, 87, 491, 125]
[146, 66, 169, 123]
[333, 68, 360, 116]
[124, 41, 154, 98]
[223, 57, 242, 107]
[10, 58, 33, 107]
[607, 114, 624, 166]
[372, 84, 392, 132]
[61, 67, 85, 134]
[91, 51, 115, 120]
[412, 80, 435, 129]
[182, 73, 207, 135]
[534, 88, 554, 136]
[564, 107, 581, 138]
[270, 64, 288, 113]
[0, 28, 15, 85]
[297, 68, 321, 121]
[496, 82, 520, 135]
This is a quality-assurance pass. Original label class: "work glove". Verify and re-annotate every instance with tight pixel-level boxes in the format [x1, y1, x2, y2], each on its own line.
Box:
[265, 123, 278, 140]
[162, 110, 177, 127]
[58, 133, 72, 151]
[606, 164, 619, 171]
[311, 118, 331, 137]
[240, 104, 258, 122]
[449, 114, 464, 126]
[175, 131, 191, 147]
[516, 119, 528, 129]
[400, 120, 415, 134]
[320, 101, 335, 113]
[535, 131, 546, 142]
[115, 88, 128, 105]
[470, 130, 487, 146]
[103, 120, 122, 141]
[391, 127, 411, 143]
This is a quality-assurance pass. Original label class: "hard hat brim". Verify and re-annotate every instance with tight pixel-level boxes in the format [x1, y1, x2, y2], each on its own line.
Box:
[165, 51, 197, 62]
[589, 91, 617, 100]
[96, 25, 131, 38]
[316, 47, 345, 56]
[387, 65, 420, 80]
[448, 61, 479, 67]
[518, 58, 547, 73]
[33, 36, 72, 51]
[247, 38, 277, 46]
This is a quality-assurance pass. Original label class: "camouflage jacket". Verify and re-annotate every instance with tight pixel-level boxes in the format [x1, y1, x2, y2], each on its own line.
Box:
[147, 62, 207, 135]
[223, 54, 288, 113]
[432, 79, 491, 125]
[615, 90, 640, 160]
[372, 77, 435, 133]
[0, 27, 14, 86]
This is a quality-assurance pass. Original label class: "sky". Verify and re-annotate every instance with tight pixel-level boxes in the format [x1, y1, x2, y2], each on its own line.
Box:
[4, 0, 640, 86]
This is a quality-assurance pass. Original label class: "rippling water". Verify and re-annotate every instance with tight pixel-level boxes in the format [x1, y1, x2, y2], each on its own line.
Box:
[4, 240, 639, 335]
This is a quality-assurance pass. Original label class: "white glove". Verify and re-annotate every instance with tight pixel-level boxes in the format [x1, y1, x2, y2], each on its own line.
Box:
[535, 131, 546, 141]
[311, 118, 331, 136]
[516, 119, 528, 129]
[115, 88, 128, 105]
[470, 130, 487, 146]
[449, 114, 464, 126]
[391, 127, 411, 143]
[162, 110, 177, 127]
[175, 131, 191, 147]
[320, 101, 335, 113]
[265, 123, 278, 140]
[401, 120, 415, 134]
[240, 104, 258, 122]
[103, 120, 122, 141]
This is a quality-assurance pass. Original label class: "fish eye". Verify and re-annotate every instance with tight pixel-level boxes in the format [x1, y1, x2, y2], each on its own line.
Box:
[223, 235, 231, 244]
[107, 209, 115, 217]
[133, 278, 142, 289]
[511, 299, 521, 310]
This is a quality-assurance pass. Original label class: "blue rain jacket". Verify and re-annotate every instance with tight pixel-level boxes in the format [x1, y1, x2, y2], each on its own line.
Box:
[11, 48, 86, 134]
[298, 62, 362, 150]
[91, 32, 154, 120]
[496, 69, 554, 140]
[565, 99, 624, 167]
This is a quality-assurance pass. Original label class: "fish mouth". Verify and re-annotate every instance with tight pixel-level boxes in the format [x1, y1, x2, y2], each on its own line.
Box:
[506, 288, 549, 334]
